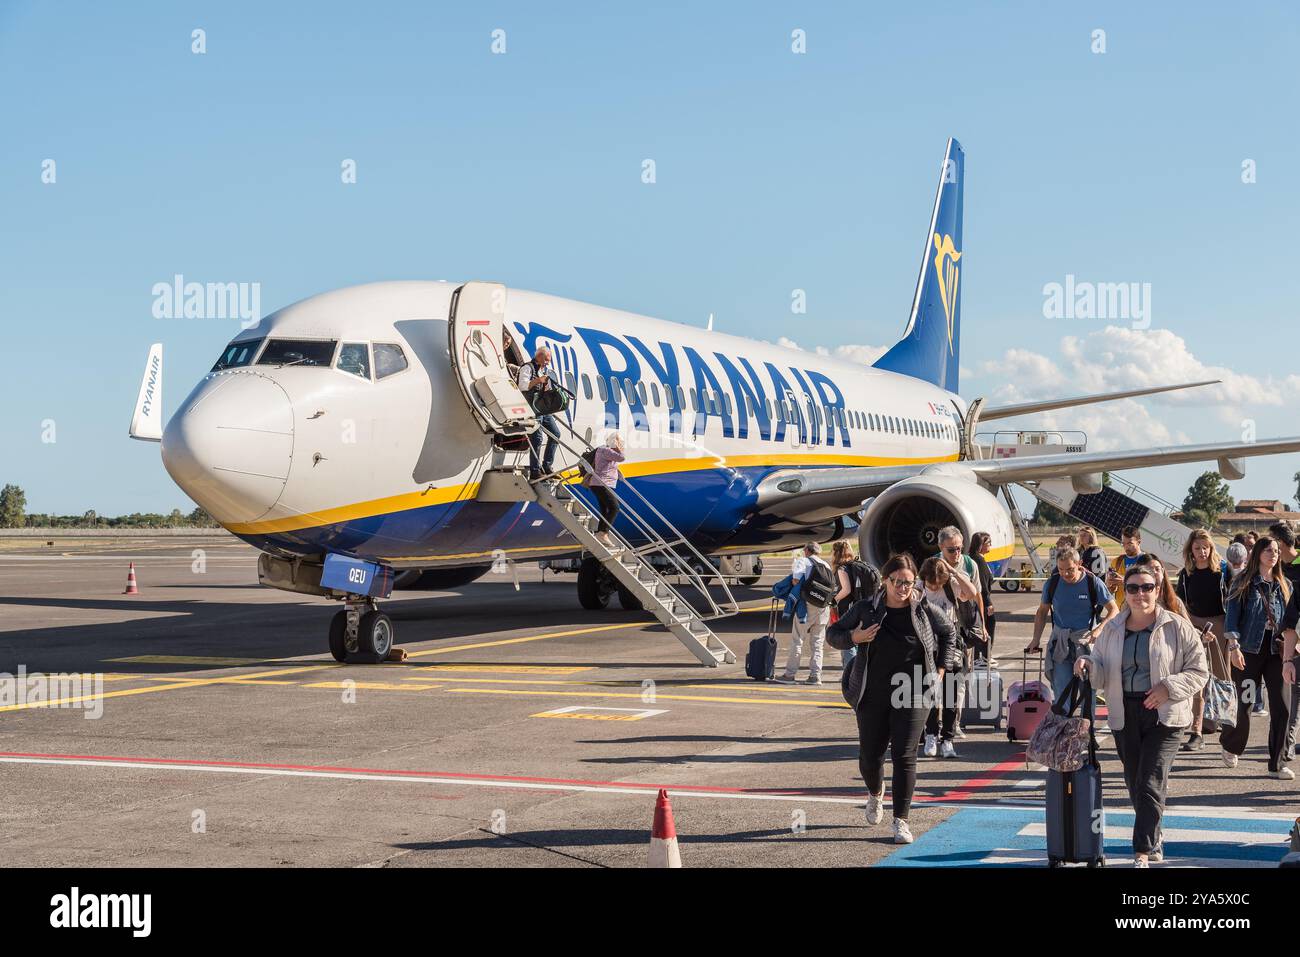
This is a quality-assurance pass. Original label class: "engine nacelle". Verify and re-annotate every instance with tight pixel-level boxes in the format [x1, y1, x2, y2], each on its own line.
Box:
[857, 472, 1016, 574]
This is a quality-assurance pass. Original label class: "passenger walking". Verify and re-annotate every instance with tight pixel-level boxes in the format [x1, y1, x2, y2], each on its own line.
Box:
[518, 346, 559, 480]
[1135, 555, 1188, 619]
[1075, 565, 1209, 867]
[1106, 526, 1145, 609]
[828, 554, 958, 845]
[1267, 523, 1300, 724]
[935, 525, 982, 733]
[1174, 530, 1232, 752]
[1225, 541, 1249, 581]
[1027, 546, 1119, 700]
[1076, 526, 1108, 578]
[583, 432, 625, 550]
[918, 558, 980, 758]
[776, 543, 835, 685]
[968, 531, 997, 652]
[1221, 537, 1295, 778]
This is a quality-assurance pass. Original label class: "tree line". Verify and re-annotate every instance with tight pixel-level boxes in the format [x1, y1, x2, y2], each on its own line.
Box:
[0, 484, 219, 529]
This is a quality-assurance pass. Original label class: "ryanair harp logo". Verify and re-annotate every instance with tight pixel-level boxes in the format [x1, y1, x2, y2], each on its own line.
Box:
[932, 232, 961, 354]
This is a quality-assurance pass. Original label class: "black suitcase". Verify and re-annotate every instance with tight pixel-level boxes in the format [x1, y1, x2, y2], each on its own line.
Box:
[745, 601, 780, 681]
[1046, 676, 1106, 867]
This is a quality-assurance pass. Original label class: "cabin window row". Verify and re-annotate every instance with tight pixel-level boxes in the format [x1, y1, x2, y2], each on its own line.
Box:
[571, 372, 958, 442]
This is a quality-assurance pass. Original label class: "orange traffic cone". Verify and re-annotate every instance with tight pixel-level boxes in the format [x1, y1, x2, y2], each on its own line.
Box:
[648, 788, 681, 868]
[123, 563, 139, 595]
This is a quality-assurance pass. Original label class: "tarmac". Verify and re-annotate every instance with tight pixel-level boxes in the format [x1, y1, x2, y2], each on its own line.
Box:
[0, 536, 1295, 868]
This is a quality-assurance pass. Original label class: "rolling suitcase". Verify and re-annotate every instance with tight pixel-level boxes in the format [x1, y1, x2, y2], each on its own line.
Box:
[745, 600, 780, 681]
[1007, 651, 1050, 742]
[962, 653, 1005, 730]
[1046, 676, 1106, 867]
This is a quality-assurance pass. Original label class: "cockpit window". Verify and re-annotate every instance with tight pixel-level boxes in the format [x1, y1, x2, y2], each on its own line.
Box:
[373, 342, 408, 379]
[211, 338, 264, 371]
[337, 342, 371, 379]
[256, 338, 338, 368]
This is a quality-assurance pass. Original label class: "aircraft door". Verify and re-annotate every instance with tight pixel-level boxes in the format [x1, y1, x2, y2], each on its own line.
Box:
[447, 281, 536, 436]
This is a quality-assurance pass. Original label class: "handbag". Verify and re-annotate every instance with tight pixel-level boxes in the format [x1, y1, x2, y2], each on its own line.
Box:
[1026, 675, 1096, 772]
[1203, 634, 1238, 732]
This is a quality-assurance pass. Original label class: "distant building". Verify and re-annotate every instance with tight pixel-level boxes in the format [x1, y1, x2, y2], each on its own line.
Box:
[1172, 498, 1300, 533]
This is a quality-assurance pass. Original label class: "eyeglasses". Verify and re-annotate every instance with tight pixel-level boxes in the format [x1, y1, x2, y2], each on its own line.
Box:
[1124, 583, 1158, 594]
[942, 547, 962, 554]
[888, 577, 916, 590]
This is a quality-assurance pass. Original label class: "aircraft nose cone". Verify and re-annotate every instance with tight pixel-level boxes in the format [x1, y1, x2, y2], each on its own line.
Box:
[162, 373, 294, 525]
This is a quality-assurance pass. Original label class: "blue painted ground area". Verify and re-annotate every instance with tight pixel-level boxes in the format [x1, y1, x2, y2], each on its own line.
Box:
[880, 806, 1294, 868]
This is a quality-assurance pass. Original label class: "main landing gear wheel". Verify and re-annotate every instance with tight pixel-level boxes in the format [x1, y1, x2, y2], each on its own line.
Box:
[738, 557, 764, 587]
[616, 580, 644, 611]
[577, 555, 612, 610]
[328, 604, 394, 663]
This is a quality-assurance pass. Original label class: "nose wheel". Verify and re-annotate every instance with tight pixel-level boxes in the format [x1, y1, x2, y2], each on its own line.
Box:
[328, 600, 394, 663]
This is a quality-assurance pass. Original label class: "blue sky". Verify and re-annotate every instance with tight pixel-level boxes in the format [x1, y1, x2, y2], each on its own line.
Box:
[3, 1, 1299, 515]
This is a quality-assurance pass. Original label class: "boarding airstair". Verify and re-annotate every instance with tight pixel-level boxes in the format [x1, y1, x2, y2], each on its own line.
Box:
[976, 431, 1195, 569]
[477, 425, 740, 665]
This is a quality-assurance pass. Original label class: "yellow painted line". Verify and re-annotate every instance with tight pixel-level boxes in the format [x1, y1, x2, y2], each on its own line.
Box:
[448, 687, 849, 709]
[398, 675, 638, 687]
[405, 622, 634, 658]
[0, 665, 339, 713]
[302, 681, 442, 692]
[422, 664, 594, 675]
[106, 655, 266, 666]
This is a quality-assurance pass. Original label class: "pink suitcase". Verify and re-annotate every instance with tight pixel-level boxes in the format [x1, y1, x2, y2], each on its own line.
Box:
[1006, 651, 1050, 742]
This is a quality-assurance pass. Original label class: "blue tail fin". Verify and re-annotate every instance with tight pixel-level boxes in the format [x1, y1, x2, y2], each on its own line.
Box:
[873, 137, 964, 392]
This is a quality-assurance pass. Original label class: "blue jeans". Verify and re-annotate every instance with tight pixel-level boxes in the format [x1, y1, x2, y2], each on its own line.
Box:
[529, 415, 557, 477]
[840, 644, 857, 669]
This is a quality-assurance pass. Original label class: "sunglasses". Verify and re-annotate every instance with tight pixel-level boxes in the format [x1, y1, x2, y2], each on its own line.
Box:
[888, 577, 916, 589]
[1125, 583, 1158, 594]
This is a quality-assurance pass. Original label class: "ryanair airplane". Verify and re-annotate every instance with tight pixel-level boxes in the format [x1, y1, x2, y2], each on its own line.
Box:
[129, 138, 1300, 662]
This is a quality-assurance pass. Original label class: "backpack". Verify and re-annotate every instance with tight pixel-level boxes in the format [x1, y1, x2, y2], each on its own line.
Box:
[1044, 571, 1105, 628]
[845, 559, 881, 602]
[580, 445, 599, 475]
[801, 558, 836, 608]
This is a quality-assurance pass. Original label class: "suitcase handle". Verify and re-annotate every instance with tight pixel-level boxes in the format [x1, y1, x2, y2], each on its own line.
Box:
[1021, 649, 1043, 685]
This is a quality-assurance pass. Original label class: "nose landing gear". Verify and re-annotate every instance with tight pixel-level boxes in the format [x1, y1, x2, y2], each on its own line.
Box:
[328, 598, 394, 663]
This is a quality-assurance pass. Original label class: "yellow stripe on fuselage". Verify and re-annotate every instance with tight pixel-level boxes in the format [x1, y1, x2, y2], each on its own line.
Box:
[224, 451, 960, 536]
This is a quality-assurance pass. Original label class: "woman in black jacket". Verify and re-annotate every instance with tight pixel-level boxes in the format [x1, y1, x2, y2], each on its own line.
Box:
[968, 531, 996, 652]
[828, 553, 958, 845]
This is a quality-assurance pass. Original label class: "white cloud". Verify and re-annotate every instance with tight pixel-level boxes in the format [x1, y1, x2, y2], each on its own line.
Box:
[775, 337, 888, 365]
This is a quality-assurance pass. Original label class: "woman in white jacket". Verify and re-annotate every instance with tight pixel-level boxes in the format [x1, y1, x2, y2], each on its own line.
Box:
[1075, 564, 1209, 868]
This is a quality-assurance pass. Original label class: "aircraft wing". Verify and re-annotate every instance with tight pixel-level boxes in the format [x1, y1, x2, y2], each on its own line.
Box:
[753, 435, 1300, 522]
[967, 435, 1300, 484]
[978, 380, 1219, 421]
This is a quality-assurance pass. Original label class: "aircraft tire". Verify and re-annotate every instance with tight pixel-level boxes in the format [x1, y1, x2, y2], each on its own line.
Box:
[578, 556, 611, 610]
[328, 610, 348, 662]
[356, 610, 394, 663]
[616, 580, 644, 611]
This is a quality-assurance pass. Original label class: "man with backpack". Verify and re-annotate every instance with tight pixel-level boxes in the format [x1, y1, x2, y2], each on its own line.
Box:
[1028, 546, 1119, 701]
[517, 346, 559, 481]
[776, 542, 836, 685]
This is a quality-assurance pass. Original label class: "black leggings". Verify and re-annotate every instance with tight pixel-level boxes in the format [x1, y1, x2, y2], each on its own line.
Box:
[592, 485, 619, 534]
[1220, 647, 1290, 771]
[856, 688, 928, 818]
[925, 670, 961, 741]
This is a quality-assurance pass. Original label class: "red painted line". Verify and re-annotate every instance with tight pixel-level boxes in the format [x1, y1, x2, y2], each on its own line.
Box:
[918, 753, 1030, 804]
[464, 320, 491, 326]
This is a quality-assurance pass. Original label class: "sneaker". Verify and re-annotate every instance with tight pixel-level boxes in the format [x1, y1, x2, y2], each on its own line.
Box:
[1274, 767, 1296, 781]
[773, 674, 797, 684]
[804, 675, 823, 686]
[1133, 855, 1149, 868]
[1181, 733, 1204, 752]
[893, 818, 914, 844]
[922, 734, 938, 758]
[864, 794, 884, 826]
[1222, 750, 1239, 768]
[953, 726, 967, 740]
[939, 740, 958, 759]
[1253, 702, 1268, 716]
[1149, 843, 1163, 863]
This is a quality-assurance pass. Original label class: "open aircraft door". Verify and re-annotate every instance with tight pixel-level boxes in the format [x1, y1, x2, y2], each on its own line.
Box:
[447, 281, 537, 436]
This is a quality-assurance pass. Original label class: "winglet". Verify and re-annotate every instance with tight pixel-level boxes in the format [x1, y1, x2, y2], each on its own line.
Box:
[129, 343, 164, 442]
